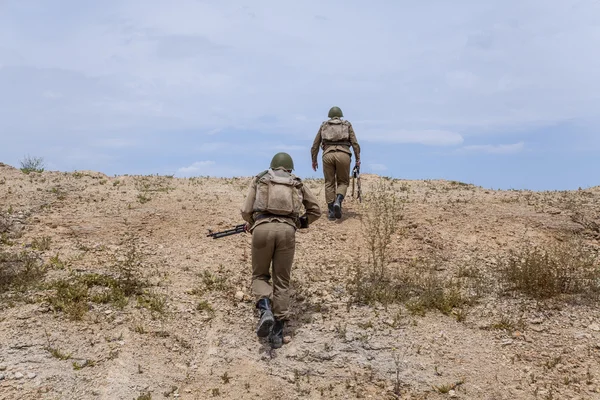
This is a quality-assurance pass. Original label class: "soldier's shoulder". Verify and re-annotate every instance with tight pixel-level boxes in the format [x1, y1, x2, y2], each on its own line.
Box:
[343, 119, 353, 126]
[255, 170, 269, 179]
[290, 173, 304, 184]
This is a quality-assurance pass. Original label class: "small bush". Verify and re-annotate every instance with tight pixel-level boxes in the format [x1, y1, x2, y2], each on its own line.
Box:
[47, 235, 157, 319]
[0, 250, 46, 294]
[20, 155, 45, 174]
[359, 180, 404, 278]
[499, 239, 600, 300]
[48, 279, 89, 320]
[31, 236, 52, 251]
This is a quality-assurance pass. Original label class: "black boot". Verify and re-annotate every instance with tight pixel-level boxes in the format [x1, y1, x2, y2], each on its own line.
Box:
[333, 194, 344, 219]
[327, 202, 335, 221]
[269, 319, 285, 349]
[256, 298, 274, 338]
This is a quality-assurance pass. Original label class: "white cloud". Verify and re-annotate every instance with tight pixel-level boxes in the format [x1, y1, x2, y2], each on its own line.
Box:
[362, 130, 464, 146]
[176, 160, 215, 176]
[368, 163, 388, 172]
[42, 90, 63, 99]
[459, 141, 525, 154]
[175, 160, 249, 178]
[271, 144, 305, 152]
[93, 138, 136, 148]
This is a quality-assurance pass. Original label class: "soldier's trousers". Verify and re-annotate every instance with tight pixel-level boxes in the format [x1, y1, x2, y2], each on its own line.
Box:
[251, 222, 296, 320]
[322, 151, 351, 204]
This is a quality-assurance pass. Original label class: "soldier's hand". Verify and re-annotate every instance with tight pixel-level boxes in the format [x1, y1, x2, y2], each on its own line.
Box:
[355, 159, 361, 168]
[312, 162, 318, 171]
[244, 222, 251, 233]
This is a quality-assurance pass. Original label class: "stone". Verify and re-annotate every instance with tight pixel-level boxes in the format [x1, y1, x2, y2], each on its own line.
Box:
[0, 374, 5, 381]
[235, 291, 245, 301]
[589, 323, 600, 332]
[14, 372, 24, 380]
[449, 389, 458, 398]
[27, 372, 37, 379]
[283, 336, 292, 344]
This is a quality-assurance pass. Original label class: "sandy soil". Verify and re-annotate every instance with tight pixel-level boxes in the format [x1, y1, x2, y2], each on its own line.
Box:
[1, 162, 600, 400]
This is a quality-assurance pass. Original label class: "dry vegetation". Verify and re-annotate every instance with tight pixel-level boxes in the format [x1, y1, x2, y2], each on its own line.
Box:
[1, 161, 599, 399]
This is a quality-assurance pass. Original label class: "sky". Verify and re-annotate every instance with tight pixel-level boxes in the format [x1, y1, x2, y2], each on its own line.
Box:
[1, 0, 599, 190]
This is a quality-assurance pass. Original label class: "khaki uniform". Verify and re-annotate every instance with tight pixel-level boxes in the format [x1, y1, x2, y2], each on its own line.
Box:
[311, 117, 361, 204]
[241, 169, 321, 320]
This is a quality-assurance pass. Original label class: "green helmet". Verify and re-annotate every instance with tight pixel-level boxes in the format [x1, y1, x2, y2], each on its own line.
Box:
[328, 106, 343, 118]
[270, 152, 294, 171]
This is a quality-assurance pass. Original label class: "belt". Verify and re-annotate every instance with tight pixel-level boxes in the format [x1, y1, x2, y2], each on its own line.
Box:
[255, 213, 293, 222]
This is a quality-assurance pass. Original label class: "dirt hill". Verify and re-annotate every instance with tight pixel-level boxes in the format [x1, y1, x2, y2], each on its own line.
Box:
[1, 162, 600, 400]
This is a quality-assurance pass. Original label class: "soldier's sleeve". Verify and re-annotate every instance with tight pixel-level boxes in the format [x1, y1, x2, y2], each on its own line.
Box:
[310, 127, 323, 164]
[348, 123, 361, 161]
[301, 184, 322, 224]
[240, 178, 258, 224]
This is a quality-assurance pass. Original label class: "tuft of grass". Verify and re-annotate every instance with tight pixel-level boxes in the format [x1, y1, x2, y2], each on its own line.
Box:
[196, 300, 214, 314]
[499, 238, 600, 300]
[199, 270, 228, 293]
[20, 155, 45, 174]
[360, 180, 404, 279]
[137, 193, 151, 204]
[433, 378, 465, 393]
[47, 234, 159, 319]
[48, 254, 67, 270]
[348, 256, 482, 315]
[0, 250, 46, 294]
[72, 359, 96, 370]
[489, 315, 525, 332]
[48, 279, 89, 320]
[137, 290, 166, 315]
[47, 347, 72, 360]
[31, 236, 52, 251]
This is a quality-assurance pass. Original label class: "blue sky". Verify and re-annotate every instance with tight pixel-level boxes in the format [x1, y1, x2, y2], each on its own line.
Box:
[1, 0, 599, 190]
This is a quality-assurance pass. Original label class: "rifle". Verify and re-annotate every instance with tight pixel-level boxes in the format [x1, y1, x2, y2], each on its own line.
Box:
[207, 224, 246, 239]
[351, 165, 362, 202]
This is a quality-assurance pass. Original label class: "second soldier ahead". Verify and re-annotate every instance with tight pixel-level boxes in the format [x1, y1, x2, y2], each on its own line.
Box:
[311, 106, 361, 220]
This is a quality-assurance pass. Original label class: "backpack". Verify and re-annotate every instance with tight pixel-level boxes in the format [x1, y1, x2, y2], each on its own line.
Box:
[253, 169, 304, 218]
[321, 119, 350, 142]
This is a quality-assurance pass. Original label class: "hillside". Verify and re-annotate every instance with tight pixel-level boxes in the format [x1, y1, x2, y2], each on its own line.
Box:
[1, 162, 600, 400]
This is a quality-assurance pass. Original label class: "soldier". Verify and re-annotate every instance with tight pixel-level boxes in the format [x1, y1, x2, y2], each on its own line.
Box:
[311, 106, 361, 220]
[241, 152, 321, 348]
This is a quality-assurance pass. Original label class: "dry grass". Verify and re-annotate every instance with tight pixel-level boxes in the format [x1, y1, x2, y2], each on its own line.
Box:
[346, 179, 483, 315]
[499, 238, 600, 301]
[47, 234, 162, 320]
[0, 250, 46, 294]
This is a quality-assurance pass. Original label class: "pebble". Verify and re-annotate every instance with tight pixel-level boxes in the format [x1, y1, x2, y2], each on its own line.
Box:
[589, 323, 600, 332]
[449, 389, 458, 398]
[235, 291, 244, 301]
[27, 372, 37, 379]
[0, 374, 5, 381]
[14, 372, 24, 380]
[0, 364, 6, 371]
[575, 332, 592, 340]
[283, 336, 292, 344]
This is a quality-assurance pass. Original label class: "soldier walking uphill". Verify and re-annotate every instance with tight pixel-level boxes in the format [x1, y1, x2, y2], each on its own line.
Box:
[241, 152, 321, 348]
[311, 106, 361, 220]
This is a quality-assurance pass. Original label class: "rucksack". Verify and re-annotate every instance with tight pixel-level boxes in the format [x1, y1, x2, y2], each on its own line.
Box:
[253, 169, 304, 218]
[321, 119, 350, 142]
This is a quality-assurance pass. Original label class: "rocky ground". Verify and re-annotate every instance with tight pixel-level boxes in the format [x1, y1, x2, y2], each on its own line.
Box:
[1, 162, 600, 400]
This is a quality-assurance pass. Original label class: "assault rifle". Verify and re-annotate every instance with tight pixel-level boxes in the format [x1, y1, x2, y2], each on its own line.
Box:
[351, 165, 362, 202]
[206, 224, 246, 239]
